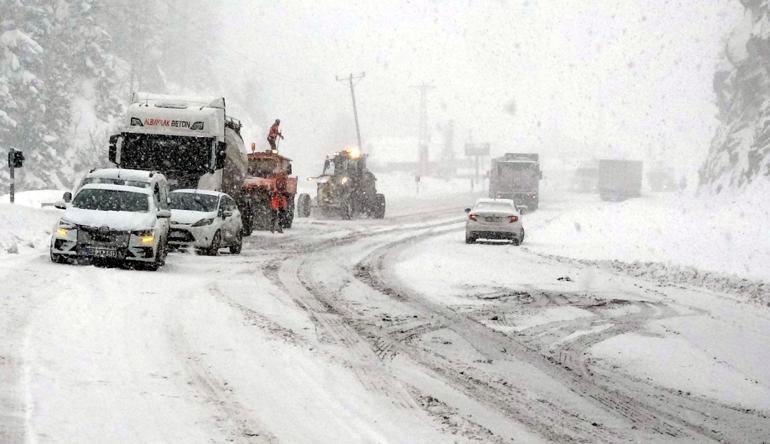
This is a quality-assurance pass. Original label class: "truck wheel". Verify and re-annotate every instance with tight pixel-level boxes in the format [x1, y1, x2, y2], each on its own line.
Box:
[297, 193, 312, 218]
[341, 199, 353, 220]
[374, 193, 386, 219]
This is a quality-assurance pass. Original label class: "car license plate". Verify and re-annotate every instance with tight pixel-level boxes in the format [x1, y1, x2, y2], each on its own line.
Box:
[89, 248, 119, 258]
[485, 217, 501, 223]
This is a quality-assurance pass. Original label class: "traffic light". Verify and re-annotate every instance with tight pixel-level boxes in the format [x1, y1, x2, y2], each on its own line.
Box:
[7, 149, 24, 168]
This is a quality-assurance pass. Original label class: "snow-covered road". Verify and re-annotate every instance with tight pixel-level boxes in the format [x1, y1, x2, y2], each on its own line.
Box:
[1, 192, 768, 443]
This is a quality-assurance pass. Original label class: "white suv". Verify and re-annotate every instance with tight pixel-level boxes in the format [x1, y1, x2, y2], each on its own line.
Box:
[50, 170, 171, 270]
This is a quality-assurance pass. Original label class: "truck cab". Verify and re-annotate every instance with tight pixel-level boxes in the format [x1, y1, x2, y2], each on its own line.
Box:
[489, 153, 543, 211]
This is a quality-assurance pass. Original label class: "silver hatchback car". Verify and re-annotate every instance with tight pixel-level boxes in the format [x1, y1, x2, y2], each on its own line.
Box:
[465, 198, 525, 245]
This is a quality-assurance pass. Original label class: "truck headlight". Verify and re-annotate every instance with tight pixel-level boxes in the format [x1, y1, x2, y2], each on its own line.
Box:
[191, 218, 214, 227]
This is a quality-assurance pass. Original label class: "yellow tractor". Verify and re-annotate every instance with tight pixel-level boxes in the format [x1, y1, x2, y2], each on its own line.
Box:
[298, 148, 385, 219]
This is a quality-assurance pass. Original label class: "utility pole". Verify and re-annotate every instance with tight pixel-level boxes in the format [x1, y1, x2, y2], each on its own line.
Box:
[8, 149, 14, 204]
[336, 72, 366, 151]
[411, 82, 434, 177]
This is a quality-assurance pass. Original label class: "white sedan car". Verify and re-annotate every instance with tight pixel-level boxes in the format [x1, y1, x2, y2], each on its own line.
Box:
[168, 190, 243, 255]
[465, 198, 525, 245]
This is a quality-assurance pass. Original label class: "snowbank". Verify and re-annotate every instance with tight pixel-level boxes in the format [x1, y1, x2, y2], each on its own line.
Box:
[0, 189, 66, 255]
[527, 190, 770, 282]
[0, 203, 60, 255]
[0, 189, 67, 208]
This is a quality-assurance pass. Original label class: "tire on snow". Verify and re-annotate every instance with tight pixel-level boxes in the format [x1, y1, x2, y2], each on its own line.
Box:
[373, 193, 386, 219]
[297, 193, 312, 218]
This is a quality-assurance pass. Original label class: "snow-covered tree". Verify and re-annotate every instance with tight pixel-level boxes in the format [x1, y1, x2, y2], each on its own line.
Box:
[0, 0, 49, 188]
[0, 0, 125, 190]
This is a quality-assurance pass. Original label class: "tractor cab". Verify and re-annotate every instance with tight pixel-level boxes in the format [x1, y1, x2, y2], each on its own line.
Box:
[305, 147, 385, 219]
[322, 148, 366, 179]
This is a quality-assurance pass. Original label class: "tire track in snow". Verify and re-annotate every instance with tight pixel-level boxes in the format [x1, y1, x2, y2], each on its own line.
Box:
[356, 225, 770, 442]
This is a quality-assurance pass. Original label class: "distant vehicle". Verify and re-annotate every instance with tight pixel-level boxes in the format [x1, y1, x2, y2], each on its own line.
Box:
[50, 172, 171, 270]
[168, 189, 243, 255]
[107, 92, 250, 231]
[465, 198, 525, 245]
[302, 148, 385, 219]
[489, 153, 542, 211]
[598, 159, 643, 201]
[570, 161, 599, 193]
[646, 165, 676, 192]
[241, 147, 298, 232]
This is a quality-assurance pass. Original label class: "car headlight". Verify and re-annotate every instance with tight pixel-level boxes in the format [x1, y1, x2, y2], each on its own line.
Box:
[191, 218, 214, 227]
[132, 230, 155, 245]
[55, 220, 76, 238]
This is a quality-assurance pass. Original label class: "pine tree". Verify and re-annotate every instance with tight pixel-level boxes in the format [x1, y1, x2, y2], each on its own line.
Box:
[0, 0, 50, 189]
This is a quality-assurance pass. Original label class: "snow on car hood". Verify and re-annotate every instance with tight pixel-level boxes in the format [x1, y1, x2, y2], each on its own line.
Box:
[63, 207, 157, 231]
[170, 209, 217, 225]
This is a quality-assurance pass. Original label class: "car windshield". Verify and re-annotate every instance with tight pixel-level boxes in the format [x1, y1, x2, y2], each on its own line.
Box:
[71, 188, 150, 212]
[475, 202, 513, 212]
[169, 193, 219, 212]
[80, 177, 150, 188]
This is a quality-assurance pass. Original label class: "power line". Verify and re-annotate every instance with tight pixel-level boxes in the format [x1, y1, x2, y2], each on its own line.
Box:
[411, 82, 434, 175]
[336, 72, 366, 151]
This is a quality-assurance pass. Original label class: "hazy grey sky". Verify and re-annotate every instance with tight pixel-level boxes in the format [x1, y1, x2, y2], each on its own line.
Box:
[217, 0, 741, 172]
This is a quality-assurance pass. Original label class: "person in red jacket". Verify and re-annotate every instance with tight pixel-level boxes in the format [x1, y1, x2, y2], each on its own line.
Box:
[267, 119, 284, 151]
[270, 192, 284, 233]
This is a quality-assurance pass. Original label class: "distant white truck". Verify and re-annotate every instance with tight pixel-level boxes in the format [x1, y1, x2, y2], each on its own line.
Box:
[598, 159, 643, 201]
[107, 93, 250, 231]
[488, 153, 542, 211]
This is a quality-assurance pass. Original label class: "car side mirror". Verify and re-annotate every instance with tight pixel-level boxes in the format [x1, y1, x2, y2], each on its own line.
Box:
[464, 208, 471, 213]
[157, 209, 171, 219]
[62, 191, 72, 203]
[54, 200, 67, 210]
[222, 210, 233, 218]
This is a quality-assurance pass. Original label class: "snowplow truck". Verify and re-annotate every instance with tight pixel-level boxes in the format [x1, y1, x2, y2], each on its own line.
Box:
[107, 92, 251, 229]
[298, 148, 385, 219]
[598, 159, 643, 201]
[241, 148, 298, 233]
[489, 153, 542, 211]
